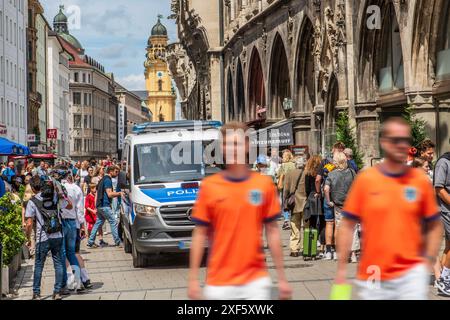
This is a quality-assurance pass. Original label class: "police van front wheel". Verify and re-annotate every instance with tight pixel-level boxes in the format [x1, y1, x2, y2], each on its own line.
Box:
[132, 243, 147, 268]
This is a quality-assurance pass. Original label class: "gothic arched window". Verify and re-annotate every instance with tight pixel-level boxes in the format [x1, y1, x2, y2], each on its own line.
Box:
[158, 79, 163, 91]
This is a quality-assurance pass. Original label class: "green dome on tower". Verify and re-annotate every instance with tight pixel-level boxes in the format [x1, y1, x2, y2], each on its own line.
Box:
[54, 5, 67, 23]
[53, 5, 84, 53]
[151, 15, 167, 36]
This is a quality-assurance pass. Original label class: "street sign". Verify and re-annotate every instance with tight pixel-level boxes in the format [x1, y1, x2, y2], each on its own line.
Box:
[27, 134, 36, 143]
[47, 129, 58, 140]
[118, 104, 126, 150]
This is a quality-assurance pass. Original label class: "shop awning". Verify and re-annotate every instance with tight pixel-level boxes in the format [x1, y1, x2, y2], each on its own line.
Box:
[0, 137, 31, 156]
[249, 119, 294, 148]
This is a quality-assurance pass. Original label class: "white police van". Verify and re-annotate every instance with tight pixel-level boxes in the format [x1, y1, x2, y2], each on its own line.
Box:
[120, 121, 221, 267]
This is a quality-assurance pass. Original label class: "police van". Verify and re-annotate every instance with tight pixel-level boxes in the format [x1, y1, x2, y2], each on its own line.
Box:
[120, 121, 222, 267]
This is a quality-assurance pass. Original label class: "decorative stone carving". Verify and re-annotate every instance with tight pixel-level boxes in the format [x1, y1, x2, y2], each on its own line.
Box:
[287, 7, 295, 44]
[261, 27, 268, 53]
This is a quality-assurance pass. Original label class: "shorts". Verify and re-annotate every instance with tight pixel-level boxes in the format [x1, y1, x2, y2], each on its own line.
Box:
[204, 277, 272, 300]
[355, 264, 428, 300]
[75, 230, 81, 253]
[441, 211, 450, 241]
[323, 199, 335, 222]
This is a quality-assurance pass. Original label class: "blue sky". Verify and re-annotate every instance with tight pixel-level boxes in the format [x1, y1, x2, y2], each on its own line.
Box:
[40, 0, 178, 91]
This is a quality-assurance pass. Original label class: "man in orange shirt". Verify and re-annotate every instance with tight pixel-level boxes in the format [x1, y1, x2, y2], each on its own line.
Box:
[188, 122, 292, 300]
[335, 117, 443, 300]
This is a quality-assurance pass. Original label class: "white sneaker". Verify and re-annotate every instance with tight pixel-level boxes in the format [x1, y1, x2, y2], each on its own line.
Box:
[333, 252, 338, 261]
[325, 252, 333, 260]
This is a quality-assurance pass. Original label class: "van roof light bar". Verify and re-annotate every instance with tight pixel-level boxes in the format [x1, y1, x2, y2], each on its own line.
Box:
[132, 120, 222, 134]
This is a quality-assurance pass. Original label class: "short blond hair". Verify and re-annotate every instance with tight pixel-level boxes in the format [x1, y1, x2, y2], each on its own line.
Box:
[282, 150, 294, 163]
[333, 152, 348, 170]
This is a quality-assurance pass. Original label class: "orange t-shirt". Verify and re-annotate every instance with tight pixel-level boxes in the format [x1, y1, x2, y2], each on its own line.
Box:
[192, 171, 281, 286]
[342, 166, 440, 281]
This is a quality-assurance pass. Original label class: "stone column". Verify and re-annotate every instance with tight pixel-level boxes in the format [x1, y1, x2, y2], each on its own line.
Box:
[355, 103, 381, 166]
[209, 51, 224, 122]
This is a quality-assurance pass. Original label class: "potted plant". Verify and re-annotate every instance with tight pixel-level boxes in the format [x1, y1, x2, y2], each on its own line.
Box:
[0, 193, 26, 295]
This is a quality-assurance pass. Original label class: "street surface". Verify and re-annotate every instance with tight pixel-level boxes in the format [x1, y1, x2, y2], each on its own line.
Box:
[10, 224, 448, 300]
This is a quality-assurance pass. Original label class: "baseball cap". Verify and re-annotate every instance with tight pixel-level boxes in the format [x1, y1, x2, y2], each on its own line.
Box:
[257, 155, 268, 165]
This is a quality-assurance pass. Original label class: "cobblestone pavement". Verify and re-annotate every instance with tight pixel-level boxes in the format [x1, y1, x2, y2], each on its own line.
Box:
[10, 225, 449, 300]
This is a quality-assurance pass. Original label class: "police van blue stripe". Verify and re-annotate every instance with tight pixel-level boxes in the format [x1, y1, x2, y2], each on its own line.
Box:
[140, 187, 199, 203]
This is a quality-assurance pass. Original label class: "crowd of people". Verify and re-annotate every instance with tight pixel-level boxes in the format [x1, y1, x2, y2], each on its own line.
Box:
[189, 117, 450, 300]
[0, 155, 125, 300]
[252, 142, 360, 262]
[1, 116, 450, 300]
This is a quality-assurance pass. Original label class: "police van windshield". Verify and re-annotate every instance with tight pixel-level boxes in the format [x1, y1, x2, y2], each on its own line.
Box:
[134, 141, 221, 185]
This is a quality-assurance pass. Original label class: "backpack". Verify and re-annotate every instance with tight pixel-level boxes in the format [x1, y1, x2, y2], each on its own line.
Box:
[96, 176, 112, 209]
[31, 197, 62, 235]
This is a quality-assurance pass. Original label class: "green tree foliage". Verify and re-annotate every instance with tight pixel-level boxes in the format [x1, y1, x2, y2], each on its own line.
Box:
[335, 111, 365, 169]
[0, 194, 26, 266]
[403, 107, 428, 148]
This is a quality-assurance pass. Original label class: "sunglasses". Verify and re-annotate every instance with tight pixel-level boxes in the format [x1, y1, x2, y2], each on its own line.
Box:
[385, 137, 413, 146]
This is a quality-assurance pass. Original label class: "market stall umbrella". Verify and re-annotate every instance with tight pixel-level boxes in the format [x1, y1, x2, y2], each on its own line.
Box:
[0, 137, 31, 156]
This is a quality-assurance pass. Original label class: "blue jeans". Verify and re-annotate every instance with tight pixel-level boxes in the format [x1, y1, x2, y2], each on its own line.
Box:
[88, 207, 121, 246]
[33, 238, 64, 295]
[61, 219, 80, 286]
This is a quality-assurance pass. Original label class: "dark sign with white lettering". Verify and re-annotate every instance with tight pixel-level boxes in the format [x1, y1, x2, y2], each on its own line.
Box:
[250, 121, 294, 147]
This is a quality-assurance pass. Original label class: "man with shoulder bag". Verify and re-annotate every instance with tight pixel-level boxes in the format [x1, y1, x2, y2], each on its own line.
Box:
[25, 175, 73, 300]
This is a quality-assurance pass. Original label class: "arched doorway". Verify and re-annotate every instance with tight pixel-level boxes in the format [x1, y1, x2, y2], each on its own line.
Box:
[270, 34, 291, 119]
[296, 18, 315, 113]
[248, 48, 265, 120]
[227, 69, 235, 120]
[236, 60, 245, 121]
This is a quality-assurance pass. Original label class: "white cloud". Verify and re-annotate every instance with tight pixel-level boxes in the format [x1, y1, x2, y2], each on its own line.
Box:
[116, 74, 146, 91]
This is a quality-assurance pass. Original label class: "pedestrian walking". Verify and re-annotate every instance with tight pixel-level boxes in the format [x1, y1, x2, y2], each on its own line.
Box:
[53, 167, 85, 293]
[283, 157, 307, 257]
[335, 117, 443, 300]
[316, 142, 345, 260]
[304, 155, 325, 257]
[25, 175, 73, 300]
[277, 150, 296, 230]
[188, 121, 292, 300]
[87, 165, 123, 248]
[434, 150, 450, 296]
[324, 152, 357, 262]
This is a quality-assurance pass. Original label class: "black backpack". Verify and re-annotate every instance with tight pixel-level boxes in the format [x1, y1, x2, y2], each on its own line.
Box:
[96, 176, 112, 209]
[31, 197, 62, 235]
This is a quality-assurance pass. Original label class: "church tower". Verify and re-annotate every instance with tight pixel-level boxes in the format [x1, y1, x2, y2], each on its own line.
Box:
[144, 15, 176, 122]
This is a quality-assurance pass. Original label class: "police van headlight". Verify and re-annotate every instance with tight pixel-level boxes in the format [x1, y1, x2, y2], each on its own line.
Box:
[134, 204, 157, 217]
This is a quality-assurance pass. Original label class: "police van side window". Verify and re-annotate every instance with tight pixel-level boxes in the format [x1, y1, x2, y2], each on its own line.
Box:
[122, 142, 131, 188]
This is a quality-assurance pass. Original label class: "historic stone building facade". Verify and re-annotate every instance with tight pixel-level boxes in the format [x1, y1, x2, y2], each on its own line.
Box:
[172, 0, 450, 163]
[53, 6, 119, 161]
